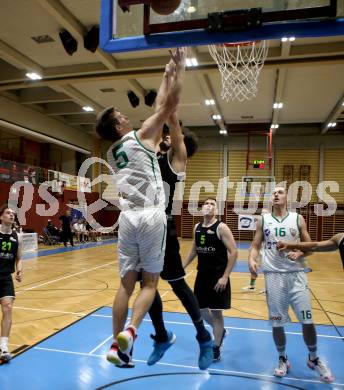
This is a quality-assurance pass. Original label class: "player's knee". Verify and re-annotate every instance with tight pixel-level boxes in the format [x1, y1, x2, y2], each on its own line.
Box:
[169, 278, 187, 293]
[211, 310, 223, 319]
[1, 300, 13, 315]
[141, 272, 159, 289]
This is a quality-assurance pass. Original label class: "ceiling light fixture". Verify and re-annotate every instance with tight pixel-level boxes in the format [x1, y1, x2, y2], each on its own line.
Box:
[205, 99, 215, 106]
[26, 72, 42, 80]
[82, 106, 94, 112]
[281, 37, 296, 42]
[273, 102, 283, 109]
[186, 57, 198, 67]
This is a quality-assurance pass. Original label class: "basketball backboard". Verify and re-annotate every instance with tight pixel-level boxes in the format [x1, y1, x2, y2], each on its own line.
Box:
[100, 0, 344, 53]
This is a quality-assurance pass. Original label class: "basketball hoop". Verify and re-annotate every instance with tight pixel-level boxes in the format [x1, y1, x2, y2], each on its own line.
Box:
[208, 40, 268, 102]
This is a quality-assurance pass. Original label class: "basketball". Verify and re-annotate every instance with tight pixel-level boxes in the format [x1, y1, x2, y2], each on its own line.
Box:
[151, 0, 181, 15]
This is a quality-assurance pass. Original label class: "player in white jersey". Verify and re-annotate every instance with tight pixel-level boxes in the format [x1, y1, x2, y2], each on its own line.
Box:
[96, 48, 186, 367]
[248, 187, 334, 383]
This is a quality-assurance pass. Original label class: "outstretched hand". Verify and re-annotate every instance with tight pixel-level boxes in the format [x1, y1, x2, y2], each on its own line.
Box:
[169, 47, 187, 66]
[165, 59, 176, 78]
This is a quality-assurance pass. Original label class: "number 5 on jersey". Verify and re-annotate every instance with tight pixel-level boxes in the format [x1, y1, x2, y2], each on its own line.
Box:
[112, 143, 129, 169]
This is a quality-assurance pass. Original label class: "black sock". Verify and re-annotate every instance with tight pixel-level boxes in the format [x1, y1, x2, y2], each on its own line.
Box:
[170, 279, 211, 342]
[148, 290, 168, 343]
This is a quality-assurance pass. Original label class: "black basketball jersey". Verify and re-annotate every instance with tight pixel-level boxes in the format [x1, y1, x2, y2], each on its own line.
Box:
[195, 220, 228, 273]
[0, 229, 19, 274]
[339, 234, 344, 269]
[158, 151, 183, 214]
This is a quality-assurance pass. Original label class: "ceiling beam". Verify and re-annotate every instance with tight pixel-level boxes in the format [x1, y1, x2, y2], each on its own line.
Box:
[35, 0, 117, 71]
[271, 39, 291, 134]
[271, 68, 288, 134]
[321, 93, 344, 134]
[1, 54, 344, 92]
[0, 39, 43, 74]
[19, 87, 72, 104]
[197, 73, 226, 131]
[45, 102, 83, 115]
[35, 0, 147, 97]
[56, 85, 104, 112]
[187, 46, 226, 132]
[66, 114, 96, 125]
[128, 79, 147, 97]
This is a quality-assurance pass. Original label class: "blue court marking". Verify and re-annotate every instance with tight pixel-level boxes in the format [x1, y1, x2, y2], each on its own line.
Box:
[100, 0, 344, 53]
[22, 239, 118, 260]
[232, 260, 257, 273]
[237, 242, 251, 250]
[2, 307, 343, 389]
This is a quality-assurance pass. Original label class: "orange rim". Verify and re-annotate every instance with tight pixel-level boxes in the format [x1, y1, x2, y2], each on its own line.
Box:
[222, 41, 260, 47]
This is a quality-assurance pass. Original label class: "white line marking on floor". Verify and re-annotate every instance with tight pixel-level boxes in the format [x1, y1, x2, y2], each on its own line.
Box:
[16, 261, 116, 294]
[14, 306, 343, 339]
[88, 335, 113, 354]
[32, 347, 344, 387]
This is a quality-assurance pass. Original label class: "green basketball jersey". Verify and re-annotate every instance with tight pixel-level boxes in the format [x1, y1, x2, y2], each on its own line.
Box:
[107, 130, 165, 210]
[262, 212, 305, 272]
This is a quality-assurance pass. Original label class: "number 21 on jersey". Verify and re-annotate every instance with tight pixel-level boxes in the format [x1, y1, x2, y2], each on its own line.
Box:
[1, 242, 11, 251]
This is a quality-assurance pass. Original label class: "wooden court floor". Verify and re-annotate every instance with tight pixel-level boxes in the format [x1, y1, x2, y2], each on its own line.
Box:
[8, 240, 344, 353]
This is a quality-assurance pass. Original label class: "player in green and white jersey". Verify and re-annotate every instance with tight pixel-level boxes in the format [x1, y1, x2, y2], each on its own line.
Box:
[248, 187, 334, 383]
[96, 48, 186, 367]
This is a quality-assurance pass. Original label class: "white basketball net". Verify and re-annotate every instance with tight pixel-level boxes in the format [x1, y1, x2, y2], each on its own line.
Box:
[208, 41, 268, 102]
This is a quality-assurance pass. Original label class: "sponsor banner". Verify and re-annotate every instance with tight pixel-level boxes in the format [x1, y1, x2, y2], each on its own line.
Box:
[59, 172, 78, 191]
[78, 176, 91, 193]
[238, 214, 258, 230]
[21, 233, 38, 253]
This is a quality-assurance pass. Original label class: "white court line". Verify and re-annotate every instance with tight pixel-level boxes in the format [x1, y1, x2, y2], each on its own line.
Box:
[32, 346, 344, 387]
[16, 260, 116, 294]
[14, 306, 87, 316]
[35, 346, 103, 358]
[13, 306, 344, 340]
[309, 281, 344, 285]
[88, 335, 113, 355]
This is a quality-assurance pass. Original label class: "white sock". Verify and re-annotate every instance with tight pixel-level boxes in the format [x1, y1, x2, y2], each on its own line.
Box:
[1, 337, 8, 351]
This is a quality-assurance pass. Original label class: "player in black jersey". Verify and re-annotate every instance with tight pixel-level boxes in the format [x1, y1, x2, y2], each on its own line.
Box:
[184, 198, 237, 362]
[0, 205, 23, 362]
[145, 113, 213, 370]
[277, 233, 344, 269]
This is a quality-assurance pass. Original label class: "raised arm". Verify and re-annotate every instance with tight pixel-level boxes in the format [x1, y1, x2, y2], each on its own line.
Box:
[155, 57, 175, 113]
[137, 47, 186, 149]
[214, 224, 238, 292]
[248, 218, 264, 274]
[167, 112, 187, 173]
